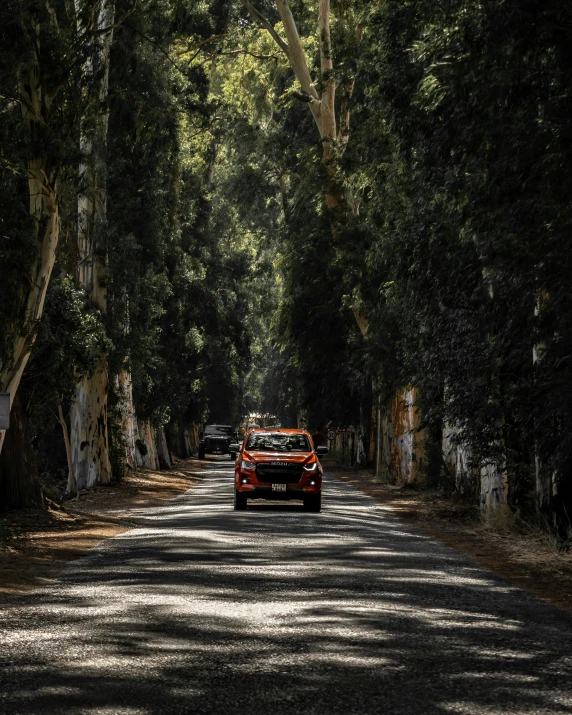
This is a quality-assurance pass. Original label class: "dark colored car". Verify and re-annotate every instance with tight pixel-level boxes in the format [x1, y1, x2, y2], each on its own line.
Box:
[199, 425, 240, 460]
[234, 428, 328, 512]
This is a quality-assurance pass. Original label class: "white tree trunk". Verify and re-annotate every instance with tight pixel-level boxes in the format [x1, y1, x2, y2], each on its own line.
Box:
[183, 426, 193, 457]
[71, 363, 112, 489]
[532, 297, 553, 523]
[377, 388, 423, 485]
[156, 427, 173, 469]
[442, 412, 509, 522]
[356, 430, 367, 466]
[136, 420, 160, 470]
[0, 24, 60, 455]
[274, 0, 322, 128]
[57, 404, 78, 496]
[441, 421, 484, 497]
[246, 1, 339, 149]
[70, 0, 115, 487]
[480, 462, 509, 523]
[115, 367, 138, 473]
[317, 0, 336, 156]
[375, 400, 383, 478]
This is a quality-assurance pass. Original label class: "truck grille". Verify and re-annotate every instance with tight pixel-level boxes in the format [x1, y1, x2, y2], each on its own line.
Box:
[255, 463, 303, 484]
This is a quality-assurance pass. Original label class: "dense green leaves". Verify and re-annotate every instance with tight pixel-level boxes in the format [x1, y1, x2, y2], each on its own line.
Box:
[348, 0, 572, 519]
[1, 0, 571, 528]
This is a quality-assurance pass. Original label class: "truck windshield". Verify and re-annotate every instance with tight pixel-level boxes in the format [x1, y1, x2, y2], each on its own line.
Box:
[246, 433, 310, 453]
[204, 426, 234, 436]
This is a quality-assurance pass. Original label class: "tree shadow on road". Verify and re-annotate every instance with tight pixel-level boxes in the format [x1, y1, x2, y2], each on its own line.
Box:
[1, 468, 571, 714]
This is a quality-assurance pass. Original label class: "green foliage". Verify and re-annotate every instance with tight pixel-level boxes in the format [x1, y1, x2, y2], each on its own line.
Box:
[105, 0, 257, 429]
[27, 275, 110, 407]
[349, 0, 572, 519]
[3, 0, 571, 530]
[22, 275, 109, 486]
[0, 0, 82, 374]
[203, 15, 371, 431]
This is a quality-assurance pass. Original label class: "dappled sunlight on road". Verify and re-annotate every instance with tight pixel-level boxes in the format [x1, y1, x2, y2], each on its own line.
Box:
[1, 460, 571, 714]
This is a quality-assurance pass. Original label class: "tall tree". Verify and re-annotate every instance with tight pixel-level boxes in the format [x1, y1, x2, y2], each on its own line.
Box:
[0, 0, 85, 509]
[0, 2, 63, 456]
[69, 0, 116, 488]
[242, 2, 364, 294]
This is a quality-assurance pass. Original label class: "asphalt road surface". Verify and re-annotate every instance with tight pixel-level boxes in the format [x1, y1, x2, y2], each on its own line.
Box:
[1, 460, 572, 715]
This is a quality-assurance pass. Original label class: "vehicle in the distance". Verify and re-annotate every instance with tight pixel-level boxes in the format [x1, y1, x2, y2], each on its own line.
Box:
[234, 428, 328, 512]
[199, 425, 240, 460]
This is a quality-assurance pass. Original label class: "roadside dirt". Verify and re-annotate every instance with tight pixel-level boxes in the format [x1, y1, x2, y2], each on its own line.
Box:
[0, 459, 203, 598]
[334, 467, 572, 614]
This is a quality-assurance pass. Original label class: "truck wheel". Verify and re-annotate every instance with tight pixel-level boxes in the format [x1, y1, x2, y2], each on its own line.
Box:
[198, 446, 205, 460]
[234, 490, 247, 511]
[304, 492, 321, 513]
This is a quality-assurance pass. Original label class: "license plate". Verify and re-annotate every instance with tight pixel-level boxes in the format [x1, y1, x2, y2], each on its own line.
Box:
[272, 484, 287, 492]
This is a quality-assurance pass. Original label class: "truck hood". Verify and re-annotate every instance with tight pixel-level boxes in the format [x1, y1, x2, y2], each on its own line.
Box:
[242, 451, 313, 465]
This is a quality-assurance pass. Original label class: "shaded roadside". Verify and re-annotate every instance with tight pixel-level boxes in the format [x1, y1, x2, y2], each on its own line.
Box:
[0, 458, 208, 597]
[333, 466, 572, 614]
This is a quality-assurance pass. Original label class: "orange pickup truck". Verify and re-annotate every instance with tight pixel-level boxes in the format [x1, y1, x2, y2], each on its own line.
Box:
[234, 428, 328, 512]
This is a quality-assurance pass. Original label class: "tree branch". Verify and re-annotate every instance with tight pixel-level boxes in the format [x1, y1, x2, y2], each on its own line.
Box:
[126, 25, 186, 74]
[215, 49, 282, 61]
[275, 0, 322, 132]
[88, 1, 137, 35]
[242, 0, 289, 56]
[292, 90, 314, 103]
[174, 34, 226, 57]
[317, 0, 336, 142]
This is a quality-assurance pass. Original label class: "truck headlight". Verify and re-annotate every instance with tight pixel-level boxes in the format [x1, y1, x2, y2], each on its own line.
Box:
[241, 460, 256, 470]
[303, 462, 318, 472]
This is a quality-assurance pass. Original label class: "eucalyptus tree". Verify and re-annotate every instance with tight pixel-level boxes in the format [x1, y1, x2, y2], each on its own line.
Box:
[243, 1, 359, 204]
[0, 2, 67, 457]
[351, 0, 572, 527]
[239, 1, 368, 329]
[0, 0, 83, 507]
[69, 0, 230, 483]
[102, 0, 258, 461]
[194, 4, 368, 432]
[69, 0, 118, 489]
[23, 276, 109, 495]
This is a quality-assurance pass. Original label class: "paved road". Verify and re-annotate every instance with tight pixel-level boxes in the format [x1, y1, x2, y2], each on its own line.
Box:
[1, 460, 572, 715]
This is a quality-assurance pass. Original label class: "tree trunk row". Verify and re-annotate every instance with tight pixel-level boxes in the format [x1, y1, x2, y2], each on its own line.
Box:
[70, 0, 115, 489]
[373, 387, 557, 527]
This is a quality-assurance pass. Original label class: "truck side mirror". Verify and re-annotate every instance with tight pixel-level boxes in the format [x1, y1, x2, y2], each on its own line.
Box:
[316, 445, 328, 456]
